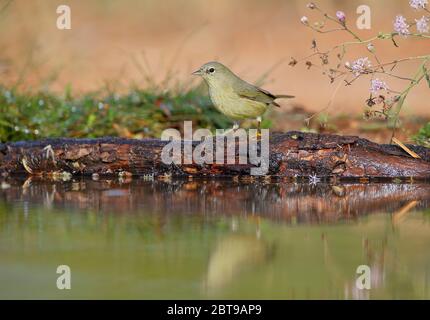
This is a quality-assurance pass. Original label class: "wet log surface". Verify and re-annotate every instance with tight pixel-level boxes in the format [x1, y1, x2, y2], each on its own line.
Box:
[0, 131, 429, 178]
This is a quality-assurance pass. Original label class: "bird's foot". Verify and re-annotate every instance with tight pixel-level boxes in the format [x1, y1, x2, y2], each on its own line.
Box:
[220, 122, 239, 136]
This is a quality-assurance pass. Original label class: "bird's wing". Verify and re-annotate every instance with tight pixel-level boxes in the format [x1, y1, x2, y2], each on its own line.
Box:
[236, 83, 277, 105]
[254, 86, 277, 100]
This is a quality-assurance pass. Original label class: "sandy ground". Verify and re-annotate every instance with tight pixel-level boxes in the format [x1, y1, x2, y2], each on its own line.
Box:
[0, 0, 428, 122]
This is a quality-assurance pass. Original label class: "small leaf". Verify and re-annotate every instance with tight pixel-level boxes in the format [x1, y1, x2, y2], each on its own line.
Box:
[86, 114, 97, 128]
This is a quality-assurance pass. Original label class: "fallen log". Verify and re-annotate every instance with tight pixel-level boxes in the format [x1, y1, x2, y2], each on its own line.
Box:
[0, 131, 429, 178]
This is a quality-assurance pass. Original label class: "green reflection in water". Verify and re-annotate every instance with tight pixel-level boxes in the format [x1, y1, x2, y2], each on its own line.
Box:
[0, 179, 430, 299]
[1, 206, 430, 299]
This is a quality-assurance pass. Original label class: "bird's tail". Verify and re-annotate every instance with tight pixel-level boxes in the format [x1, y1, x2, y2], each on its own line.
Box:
[275, 94, 295, 99]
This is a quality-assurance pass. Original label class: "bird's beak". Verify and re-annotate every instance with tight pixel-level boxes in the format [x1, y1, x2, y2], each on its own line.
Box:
[191, 69, 202, 76]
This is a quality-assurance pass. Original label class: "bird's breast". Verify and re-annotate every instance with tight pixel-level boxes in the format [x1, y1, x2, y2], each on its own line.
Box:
[208, 83, 267, 120]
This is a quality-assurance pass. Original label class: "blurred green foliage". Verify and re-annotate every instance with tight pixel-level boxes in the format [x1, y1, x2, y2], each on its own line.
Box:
[414, 122, 430, 147]
[0, 85, 235, 142]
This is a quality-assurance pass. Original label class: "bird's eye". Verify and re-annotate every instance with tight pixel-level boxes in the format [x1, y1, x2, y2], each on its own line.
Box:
[208, 67, 215, 74]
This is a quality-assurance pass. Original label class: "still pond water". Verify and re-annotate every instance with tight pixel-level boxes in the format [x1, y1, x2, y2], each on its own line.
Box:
[1, 176, 430, 299]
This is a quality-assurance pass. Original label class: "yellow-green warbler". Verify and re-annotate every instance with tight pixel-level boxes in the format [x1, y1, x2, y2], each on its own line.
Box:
[192, 61, 294, 131]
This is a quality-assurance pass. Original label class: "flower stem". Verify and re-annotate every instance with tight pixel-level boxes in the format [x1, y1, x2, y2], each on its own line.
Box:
[390, 58, 429, 142]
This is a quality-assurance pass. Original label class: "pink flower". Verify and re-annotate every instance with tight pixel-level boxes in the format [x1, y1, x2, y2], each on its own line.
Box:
[348, 57, 372, 76]
[336, 11, 346, 23]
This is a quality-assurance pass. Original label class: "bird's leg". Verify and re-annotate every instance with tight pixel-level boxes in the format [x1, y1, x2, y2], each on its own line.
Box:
[256, 116, 262, 140]
[256, 117, 261, 130]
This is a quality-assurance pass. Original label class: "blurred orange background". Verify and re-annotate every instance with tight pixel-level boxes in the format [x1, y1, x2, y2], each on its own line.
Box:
[0, 0, 428, 117]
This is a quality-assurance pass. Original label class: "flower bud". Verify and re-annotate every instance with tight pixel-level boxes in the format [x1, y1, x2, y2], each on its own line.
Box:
[301, 16, 309, 24]
[336, 11, 346, 23]
[307, 2, 316, 9]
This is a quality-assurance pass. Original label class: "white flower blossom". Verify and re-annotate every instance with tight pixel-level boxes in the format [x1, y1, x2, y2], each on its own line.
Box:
[394, 15, 410, 36]
[370, 79, 389, 94]
[409, 0, 428, 10]
[416, 16, 429, 33]
[348, 57, 372, 76]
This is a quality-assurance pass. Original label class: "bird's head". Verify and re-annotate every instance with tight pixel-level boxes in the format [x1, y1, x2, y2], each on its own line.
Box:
[192, 61, 234, 85]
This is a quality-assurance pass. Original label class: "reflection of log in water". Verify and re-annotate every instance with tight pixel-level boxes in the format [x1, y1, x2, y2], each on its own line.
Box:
[1, 132, 430, 178]
[1, 177, 429, 224]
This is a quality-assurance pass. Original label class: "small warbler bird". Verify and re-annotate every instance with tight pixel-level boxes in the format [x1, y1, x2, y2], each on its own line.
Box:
[192, 61, 294, 131]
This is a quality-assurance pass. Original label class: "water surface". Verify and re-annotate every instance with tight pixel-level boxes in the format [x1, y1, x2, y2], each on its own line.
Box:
[1, 177, 430, 299]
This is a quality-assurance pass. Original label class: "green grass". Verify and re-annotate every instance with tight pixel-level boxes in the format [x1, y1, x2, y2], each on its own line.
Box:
[0, 85, 234, 142]
[0, 84, 427, 145]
